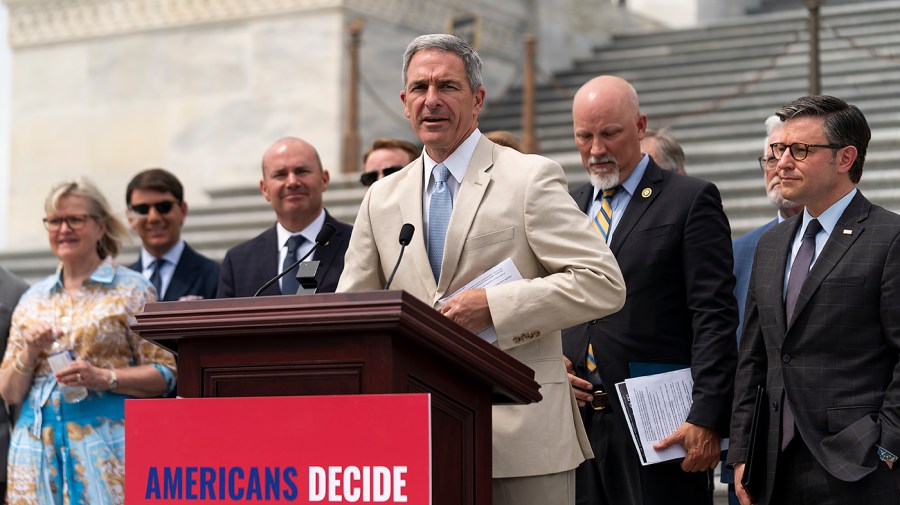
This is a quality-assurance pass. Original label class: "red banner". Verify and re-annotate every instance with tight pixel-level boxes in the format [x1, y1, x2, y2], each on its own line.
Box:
[126, 394, 431, 504]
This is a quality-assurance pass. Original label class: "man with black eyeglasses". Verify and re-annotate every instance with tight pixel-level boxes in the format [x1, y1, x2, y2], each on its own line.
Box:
[125, 168, 220, 301]
[730, 96, 900, 505]
[360, 138, 418, 187]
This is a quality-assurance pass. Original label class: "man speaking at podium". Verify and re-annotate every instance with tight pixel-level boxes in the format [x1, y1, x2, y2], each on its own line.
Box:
[337, 34, 626, 505]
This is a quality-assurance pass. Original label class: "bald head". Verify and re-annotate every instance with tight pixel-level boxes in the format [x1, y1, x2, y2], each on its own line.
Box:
[574, 76, 641, 118]
[262, 137, 323, 176]
[573, 76, 647, 189]
[259, 136, 330, 232]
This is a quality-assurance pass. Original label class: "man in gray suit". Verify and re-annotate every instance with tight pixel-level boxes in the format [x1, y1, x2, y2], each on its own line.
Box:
[0, 265, 28, 499]
[724, 116, 803, 505]
[730, 95, 900, 504]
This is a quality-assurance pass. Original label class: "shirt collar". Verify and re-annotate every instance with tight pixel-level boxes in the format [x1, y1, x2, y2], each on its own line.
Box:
[51, 256, 116, 292]
[799, 187, 857, 237]
[276, 209, 326, 248]
[141, 240, 185, 270]
[422, 129, 482, 186]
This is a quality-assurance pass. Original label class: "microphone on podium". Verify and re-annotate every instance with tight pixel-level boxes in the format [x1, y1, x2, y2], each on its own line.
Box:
[384, 224, 415, 290]
[253, 223, 337, 297]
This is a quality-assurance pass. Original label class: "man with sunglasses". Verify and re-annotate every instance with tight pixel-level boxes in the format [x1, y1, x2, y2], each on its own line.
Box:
[126, 168, 220, 301]
[729, 96, 900, 505]
[360, 138, 418, 187]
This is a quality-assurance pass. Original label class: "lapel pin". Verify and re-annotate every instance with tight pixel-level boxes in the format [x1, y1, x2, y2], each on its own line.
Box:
[641, 188, 652, 198]
[843, 229, 852, 235]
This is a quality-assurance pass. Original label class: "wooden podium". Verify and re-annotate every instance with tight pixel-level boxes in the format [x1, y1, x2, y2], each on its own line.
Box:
[132, 291, 541, 505]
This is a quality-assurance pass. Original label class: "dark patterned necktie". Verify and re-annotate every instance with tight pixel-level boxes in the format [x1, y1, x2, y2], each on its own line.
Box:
[781, 218, 822, 450]
[281, 235, 306, 295]
[149, 258, 166, 299]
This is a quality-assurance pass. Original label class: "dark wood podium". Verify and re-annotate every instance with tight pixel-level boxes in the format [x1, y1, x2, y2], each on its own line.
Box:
[132, 291, 541, 505]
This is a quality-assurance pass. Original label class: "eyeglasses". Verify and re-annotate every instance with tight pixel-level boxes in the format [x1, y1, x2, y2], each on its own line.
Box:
[758, 155, 779, 172]
[360, 165, 404, 187]
[43, 214, 97, 231]
[770, 142, 843, 161]
[128, 200, 177, 216]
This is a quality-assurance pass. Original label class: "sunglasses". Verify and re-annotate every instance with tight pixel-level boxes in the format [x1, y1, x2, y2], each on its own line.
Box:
[360, 165, 404, 187]
[128, 200, 177, 216]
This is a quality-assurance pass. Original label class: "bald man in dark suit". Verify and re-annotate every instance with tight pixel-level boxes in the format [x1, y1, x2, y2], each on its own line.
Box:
[562, 76, 738, 505]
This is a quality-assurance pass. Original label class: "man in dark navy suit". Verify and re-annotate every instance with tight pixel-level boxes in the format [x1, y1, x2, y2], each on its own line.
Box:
[562, 75, 738, 505]
[218, 137, 351, 297]
[126, 168, 220, 301]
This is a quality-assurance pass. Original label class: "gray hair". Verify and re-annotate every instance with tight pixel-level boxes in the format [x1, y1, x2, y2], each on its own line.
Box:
[764, 115, 782, 153]
[402, 34, 483, 92]
[644, 127, 685, 173]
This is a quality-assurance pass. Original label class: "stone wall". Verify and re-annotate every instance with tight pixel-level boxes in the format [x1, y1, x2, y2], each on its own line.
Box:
[1, 0, 612, 249]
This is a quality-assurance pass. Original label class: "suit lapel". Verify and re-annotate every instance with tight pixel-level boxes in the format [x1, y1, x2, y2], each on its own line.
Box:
[609, 162, 664, 255]
[787, 193, 868, 332]
[259, 226, 281, 296]
[765, 219, 798, 335]
[165, 245, 198, 301]
[398, 158, 436, 296]
[571, 184, 593, 214]
[438, 137, 493, 298]
[313, 212, 341, 287]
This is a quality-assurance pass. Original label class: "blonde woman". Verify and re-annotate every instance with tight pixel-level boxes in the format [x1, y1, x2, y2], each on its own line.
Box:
[0, 178, 176, 504]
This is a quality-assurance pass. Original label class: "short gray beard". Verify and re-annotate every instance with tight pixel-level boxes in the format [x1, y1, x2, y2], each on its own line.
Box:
[767, 187, 802, 213]
[587, 156, 620, 191]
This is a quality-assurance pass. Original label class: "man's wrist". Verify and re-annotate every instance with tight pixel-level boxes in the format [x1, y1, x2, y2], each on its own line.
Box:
[877, 445, 897, 463]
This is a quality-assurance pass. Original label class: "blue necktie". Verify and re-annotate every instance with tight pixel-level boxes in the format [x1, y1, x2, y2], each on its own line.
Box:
[149, 258, 166, 299]
[281, 235, 306, 295]
[428, 164, 452, 280]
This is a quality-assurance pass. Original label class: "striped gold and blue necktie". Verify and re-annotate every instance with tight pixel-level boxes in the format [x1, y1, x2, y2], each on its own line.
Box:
[592, 187, 619, 242]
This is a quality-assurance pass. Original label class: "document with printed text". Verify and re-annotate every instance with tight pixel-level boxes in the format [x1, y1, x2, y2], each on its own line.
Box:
[438, 258, 522, 344]
[616, 368, 729, 465]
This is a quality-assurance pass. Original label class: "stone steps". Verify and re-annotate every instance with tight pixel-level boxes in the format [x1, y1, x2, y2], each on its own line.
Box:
[5, 0, 900, 284]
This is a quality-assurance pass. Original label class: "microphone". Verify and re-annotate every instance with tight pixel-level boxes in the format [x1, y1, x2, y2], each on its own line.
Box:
[384, 224, 415, 290]
[253, 223, 337, 297]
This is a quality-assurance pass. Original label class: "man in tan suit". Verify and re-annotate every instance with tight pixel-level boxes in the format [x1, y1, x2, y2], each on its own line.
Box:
[337, 34, 626, 505]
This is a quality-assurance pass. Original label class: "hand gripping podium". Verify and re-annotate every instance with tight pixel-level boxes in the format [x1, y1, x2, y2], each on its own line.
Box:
[132, 291, 542, 505]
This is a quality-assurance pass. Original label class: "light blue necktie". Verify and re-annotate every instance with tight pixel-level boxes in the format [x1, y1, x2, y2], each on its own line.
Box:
[428, 163, 452, 280]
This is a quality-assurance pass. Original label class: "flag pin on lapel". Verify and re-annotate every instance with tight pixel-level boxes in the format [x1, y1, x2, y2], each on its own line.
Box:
[641, 188, 652, 198]
[843, 229, 852, 235]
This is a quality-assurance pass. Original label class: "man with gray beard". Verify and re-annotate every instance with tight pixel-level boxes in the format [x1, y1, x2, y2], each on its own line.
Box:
[733, 116, 804, 342]
[721, 116, 803, 505]
[562, 75, 739, 505]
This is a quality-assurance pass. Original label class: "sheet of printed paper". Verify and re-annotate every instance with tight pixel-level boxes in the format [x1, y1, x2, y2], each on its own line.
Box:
[438, 257, 522, 343]
[617, 368, 729, 465]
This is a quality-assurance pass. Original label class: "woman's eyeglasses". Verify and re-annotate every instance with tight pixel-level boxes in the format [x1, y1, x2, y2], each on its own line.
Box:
[360, 166, 404, 187]
[43, 214, 97, 231]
